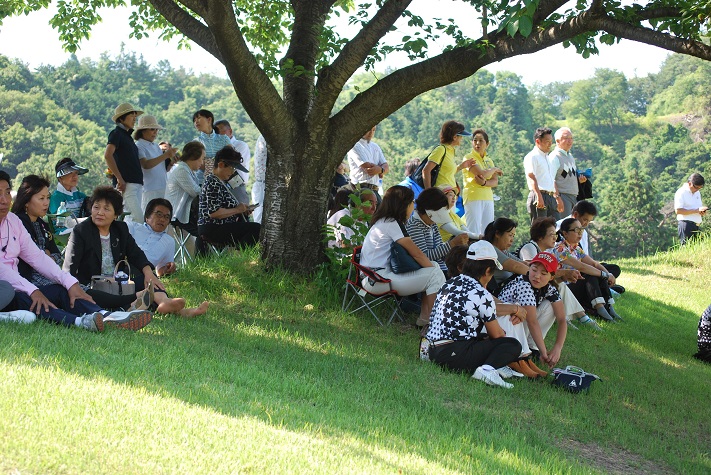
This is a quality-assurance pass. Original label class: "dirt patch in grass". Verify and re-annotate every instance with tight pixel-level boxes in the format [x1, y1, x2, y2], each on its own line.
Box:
[560, 439, 677, 475]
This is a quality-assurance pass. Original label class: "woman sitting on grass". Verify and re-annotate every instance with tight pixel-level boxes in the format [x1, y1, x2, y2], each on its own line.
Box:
[63, 186, 198, 318]
[0, 171, 150, 332]
[518, 217, 600, 331]
[497, 252, 568, 376]
[550, 218, 622, 323]
[360, 185, 446, 327]
[425, 241, 522, 389]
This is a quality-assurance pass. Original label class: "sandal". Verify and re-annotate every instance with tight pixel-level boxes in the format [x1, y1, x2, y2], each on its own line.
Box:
[130, 281, 154, 311]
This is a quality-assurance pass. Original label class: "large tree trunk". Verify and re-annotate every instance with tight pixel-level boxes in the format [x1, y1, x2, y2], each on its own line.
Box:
[260, 133, 341, 272]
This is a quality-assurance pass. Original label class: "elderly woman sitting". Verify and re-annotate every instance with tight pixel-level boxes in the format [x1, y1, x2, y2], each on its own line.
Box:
[197, 146, 260, 255]
[63, 186, 196, 317]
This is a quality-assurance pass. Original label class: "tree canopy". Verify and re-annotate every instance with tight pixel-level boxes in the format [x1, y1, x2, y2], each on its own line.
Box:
[3, 0, 711, 272]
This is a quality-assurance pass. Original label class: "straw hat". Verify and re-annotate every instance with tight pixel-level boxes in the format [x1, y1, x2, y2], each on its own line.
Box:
[112, 103, 144, 122]
[134, 115, 164, 131]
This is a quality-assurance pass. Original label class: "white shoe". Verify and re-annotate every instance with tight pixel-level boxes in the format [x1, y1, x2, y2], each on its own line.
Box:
[473, 365, 514, 389]
[497, 366, 524, 379]
[0, 310, 36, 324]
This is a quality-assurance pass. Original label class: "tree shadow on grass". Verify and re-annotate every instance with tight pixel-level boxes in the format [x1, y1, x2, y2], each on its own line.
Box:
[1, 266, 709, 474]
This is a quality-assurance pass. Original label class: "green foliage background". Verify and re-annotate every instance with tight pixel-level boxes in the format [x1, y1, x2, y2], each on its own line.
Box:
[1, 50, 709, 260]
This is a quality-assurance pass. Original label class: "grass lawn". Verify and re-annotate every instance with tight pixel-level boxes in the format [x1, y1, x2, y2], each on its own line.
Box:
[1, 241, 710, 474]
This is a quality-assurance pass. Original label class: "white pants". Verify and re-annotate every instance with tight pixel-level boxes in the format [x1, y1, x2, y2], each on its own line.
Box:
[123, 182, 144, 223]
[251, 181, 265, 224]
[497, 314, 531, 356]
[363, 262, 446, 297]
[464, 200, 494, 237]
[142, 189, 165, 215]
[559, 283, 584, 318]
[495, 300, 557, 355]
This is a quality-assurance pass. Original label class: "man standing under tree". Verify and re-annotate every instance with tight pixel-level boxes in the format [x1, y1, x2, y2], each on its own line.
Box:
[347, 125, 389, 203]
[549, 127, 584, 218]
[524, 128, 563, 222]
[675, 173, 707, 245]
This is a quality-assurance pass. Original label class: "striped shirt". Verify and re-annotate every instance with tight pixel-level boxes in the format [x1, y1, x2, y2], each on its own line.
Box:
[406, 213, 450, 271]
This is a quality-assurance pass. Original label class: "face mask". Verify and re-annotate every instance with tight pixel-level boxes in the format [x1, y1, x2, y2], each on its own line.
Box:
[425, 207, 452, 225]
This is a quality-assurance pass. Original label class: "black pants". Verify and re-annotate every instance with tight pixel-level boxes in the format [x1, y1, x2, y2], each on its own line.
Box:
[567, 274, 612, 310]
[197, 221, 261, 256]
[86, 273, 165, 311]
[678, 220, 700, 245]
[12, 284, 101, 326]
[429, 337, 522, 373]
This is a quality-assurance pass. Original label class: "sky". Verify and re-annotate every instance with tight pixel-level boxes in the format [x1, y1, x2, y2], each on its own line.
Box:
[0, 2, 673, 87]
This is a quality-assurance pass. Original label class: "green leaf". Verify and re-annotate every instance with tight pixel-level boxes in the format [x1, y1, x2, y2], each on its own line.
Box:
[518, 16, 533, 37]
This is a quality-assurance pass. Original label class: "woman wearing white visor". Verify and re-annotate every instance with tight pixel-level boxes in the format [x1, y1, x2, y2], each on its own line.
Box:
[406, 187, 469, 275]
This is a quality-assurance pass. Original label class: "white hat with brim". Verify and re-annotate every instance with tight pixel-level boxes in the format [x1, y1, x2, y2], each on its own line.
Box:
[466, 240, 503, 270]
[112, 103, 144, 122]
[134, 115, 164, 131]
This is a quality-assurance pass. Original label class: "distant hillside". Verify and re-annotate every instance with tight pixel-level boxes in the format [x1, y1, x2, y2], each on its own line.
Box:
[1, 51, 709, 259]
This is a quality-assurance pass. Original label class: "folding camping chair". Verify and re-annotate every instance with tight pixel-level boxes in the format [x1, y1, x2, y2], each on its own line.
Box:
[341, 246, 404, 326]
[171, 223, 194, 266]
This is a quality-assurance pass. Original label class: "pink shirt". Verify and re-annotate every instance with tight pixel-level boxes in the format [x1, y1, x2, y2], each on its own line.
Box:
[0, 212, 78, 296]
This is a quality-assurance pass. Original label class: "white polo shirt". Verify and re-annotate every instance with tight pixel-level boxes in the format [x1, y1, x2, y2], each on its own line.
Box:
[523, 146, 555, 192]
[675, 183, 704, 224]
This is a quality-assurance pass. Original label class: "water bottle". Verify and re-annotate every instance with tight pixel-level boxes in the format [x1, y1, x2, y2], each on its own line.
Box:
[56, 202, 67, 227]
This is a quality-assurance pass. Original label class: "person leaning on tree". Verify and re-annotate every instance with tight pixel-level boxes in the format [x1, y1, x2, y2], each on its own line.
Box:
[675, 172, 707, 245]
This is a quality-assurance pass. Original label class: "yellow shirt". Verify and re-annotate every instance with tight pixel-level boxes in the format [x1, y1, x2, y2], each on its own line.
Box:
[439, 209, 467, 242]
[428, 144, 457, 189]
[462, 150, 495, 203]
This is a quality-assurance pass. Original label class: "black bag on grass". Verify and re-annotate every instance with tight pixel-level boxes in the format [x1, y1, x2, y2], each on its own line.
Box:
[551, 366, 601, 393]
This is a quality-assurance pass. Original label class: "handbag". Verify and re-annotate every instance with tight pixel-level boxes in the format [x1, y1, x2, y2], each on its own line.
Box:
[389, 241, 422, 274]
[551, 366, 601, 393]
[91, 260, 136, 296]
[413, 145, 446, 188]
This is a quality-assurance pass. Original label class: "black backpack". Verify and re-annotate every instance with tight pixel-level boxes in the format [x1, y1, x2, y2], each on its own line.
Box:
[413, 145, 446, 188]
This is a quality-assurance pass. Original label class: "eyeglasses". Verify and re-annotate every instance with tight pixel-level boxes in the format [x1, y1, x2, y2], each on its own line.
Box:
[566, 227, 584, 234]
[151, 211, 172, 220]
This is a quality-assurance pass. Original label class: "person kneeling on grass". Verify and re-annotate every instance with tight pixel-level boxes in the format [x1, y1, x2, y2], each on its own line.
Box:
[425, 240, 522, 389]
[0, 171, 151, 332]
[497, 252, 567, 377]
[126, 198, 209, 318]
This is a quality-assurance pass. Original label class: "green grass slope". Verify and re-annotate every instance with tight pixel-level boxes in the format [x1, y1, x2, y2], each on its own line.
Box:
[1, 242, 709, 474]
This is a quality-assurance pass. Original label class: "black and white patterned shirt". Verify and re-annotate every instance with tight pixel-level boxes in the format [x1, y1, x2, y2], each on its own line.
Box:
[426, 274, 496, 341]
[498, 274, 561, 308]
[198, 173, 244, 226]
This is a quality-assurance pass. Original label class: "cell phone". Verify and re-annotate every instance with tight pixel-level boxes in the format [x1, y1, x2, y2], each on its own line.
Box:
[247, 203, 259, 211]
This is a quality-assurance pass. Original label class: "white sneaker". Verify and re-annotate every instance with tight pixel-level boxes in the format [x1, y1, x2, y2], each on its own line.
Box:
[473, 365, 514, 389]
[0, 310, 36, 324]
[497, 366, 524, 379]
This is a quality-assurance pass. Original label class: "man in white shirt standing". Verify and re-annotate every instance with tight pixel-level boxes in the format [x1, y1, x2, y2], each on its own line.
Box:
[523, 127, 563, 223]
[215, 120, 251, 183]
[675, 173, 707, 245]
[347, 125, 389, 202]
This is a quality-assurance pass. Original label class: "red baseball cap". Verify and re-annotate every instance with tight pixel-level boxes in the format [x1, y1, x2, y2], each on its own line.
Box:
[530, 252, 559, 274]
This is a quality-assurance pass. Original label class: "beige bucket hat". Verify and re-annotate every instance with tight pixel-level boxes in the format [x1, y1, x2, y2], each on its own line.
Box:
[112, 103, 144, 122]
[134, 114, 164, 131]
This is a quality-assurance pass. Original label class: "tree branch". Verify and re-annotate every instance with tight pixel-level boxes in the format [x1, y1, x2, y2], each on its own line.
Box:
[182, 0, 294, 148]
[532, 0, 569, 25]
[147, 0, 221, 60]
[315, 0, 412, 116]
[591, 14, 711, 61]
[282, 0, 334, 123]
